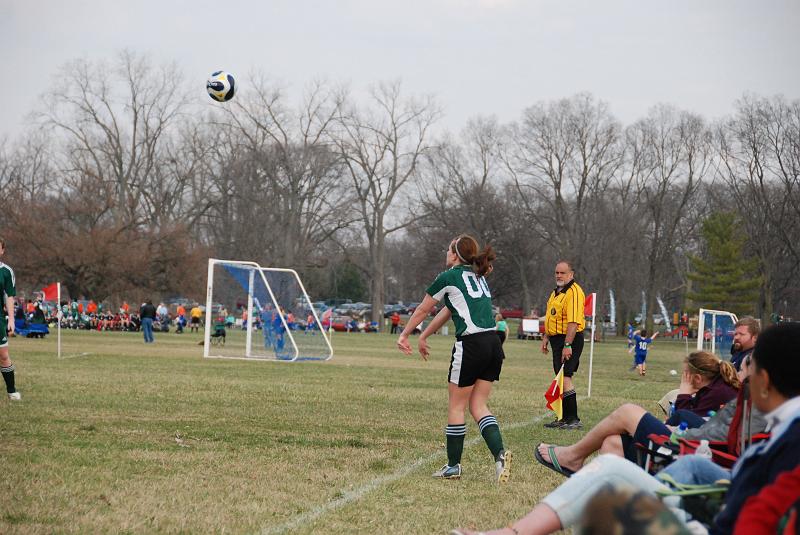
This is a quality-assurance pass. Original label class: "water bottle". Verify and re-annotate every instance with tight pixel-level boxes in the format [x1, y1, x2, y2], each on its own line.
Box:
[695, 439, 713, 460]
[670, 421, 689, 444]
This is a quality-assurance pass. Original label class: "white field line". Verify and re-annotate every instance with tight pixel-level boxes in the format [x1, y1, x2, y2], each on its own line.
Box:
[57, 352, 92, 360]
[260, 402, 583, 535]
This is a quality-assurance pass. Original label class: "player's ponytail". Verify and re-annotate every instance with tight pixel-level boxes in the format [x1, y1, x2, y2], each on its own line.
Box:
[451, 234, 496, 278]
[472, 245, 496, 277]
[718, 360, 740, 389]
[685, 351, 741, 390]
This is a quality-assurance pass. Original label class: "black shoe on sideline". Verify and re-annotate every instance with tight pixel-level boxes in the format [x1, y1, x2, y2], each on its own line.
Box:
[544, 419, 564, 428]
[559, 419, 583, 430]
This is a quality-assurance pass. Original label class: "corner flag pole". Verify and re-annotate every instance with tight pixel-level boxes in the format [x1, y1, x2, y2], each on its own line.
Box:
[57, 282, 62, 359]
[587, 292, 597, 398]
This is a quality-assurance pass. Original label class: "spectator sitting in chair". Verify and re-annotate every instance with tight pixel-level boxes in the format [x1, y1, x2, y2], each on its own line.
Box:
[452, 322, 800, 535]
[533, 351, 741, 475]
[31, 301, 46, 324]
[730, 316, 759, 372]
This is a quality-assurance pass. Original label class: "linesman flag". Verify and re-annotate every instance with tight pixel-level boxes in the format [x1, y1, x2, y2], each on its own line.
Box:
[545, 365, 565, 420]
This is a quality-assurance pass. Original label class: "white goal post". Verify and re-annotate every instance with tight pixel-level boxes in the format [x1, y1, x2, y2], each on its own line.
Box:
[203, 259, 333, 362]
[696, 308, 738, 357]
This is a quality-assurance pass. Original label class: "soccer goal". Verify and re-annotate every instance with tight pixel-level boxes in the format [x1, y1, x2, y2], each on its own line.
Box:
[696, 308, 738, 357]
[203, 259, 332, 362]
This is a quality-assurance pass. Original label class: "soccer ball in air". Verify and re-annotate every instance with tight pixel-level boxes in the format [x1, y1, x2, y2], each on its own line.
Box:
[206, 71, 236, 102]
[670, 369, 678, 376]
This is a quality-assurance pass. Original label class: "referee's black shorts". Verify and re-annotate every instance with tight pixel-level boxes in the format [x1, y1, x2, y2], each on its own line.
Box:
[549, 333, 584, 377]
[448, 331, 504, 387]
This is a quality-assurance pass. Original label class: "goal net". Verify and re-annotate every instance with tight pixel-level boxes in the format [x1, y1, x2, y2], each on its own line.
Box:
[203, 259, 332, 361]
[696, 308, 738, 358]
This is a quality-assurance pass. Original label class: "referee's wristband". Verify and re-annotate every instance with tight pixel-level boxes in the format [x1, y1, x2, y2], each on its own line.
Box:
[564, 343, 572, 348]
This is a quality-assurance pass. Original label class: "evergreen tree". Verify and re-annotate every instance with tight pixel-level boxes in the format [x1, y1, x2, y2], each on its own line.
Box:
[687, 212, 761, 315]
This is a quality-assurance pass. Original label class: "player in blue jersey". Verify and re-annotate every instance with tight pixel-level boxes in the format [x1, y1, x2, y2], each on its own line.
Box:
[632, 329, 658, 376]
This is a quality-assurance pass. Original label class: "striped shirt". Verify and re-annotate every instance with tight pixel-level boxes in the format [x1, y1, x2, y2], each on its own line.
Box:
[544, 279, 585, 336]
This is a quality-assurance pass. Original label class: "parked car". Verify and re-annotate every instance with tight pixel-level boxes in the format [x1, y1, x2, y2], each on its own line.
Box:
[384, 304, 406, 318]
[324, 299, 351, 311]
[330, 316, 354, 332]
[334, 303, 358, 315]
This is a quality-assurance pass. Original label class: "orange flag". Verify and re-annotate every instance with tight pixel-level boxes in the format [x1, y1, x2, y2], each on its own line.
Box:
[42, 282, 59, 302]
[584, 293, 595, 317]
[545, 365, 564, 420]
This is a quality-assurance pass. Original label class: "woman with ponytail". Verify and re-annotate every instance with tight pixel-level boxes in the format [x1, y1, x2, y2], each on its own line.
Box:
[397, 234, 511, 484]
[667, 351, 741, 426]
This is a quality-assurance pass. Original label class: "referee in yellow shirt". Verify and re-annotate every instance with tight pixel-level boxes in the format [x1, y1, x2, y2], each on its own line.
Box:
[541, 260, 585, 429]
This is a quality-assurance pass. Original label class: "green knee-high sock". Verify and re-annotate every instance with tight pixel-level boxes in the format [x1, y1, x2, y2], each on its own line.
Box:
[1, 364, 16, 393]
[478, 415, 504, 460]
[445, 424, 466, 466]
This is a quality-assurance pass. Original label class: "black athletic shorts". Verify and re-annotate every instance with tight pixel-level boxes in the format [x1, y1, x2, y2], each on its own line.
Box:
[448, 331, 504, 387]
[191, 317, 200, 325]
[550, 333, 584, 377]
[621, 412, 671, 462]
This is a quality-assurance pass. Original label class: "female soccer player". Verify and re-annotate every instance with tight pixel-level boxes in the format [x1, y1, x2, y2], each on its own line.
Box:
[0, 237, 20, 400]
[397, 234, 511, 483]
[495, 314, 508, 346]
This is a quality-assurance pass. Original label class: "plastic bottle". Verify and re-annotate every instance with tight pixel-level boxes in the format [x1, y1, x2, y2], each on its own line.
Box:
[670, 421, 689, 444]
[695, 439, 713, 460]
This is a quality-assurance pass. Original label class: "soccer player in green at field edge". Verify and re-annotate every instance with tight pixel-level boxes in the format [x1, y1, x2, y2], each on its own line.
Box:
[397, 234, 511, 483]
[0, 237, 21, 400]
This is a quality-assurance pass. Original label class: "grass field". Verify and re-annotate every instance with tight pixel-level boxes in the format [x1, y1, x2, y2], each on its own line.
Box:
[2, 328, 693, 534]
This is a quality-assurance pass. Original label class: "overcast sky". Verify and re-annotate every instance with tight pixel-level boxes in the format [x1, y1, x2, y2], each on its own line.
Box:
[2, 0, 799, 139]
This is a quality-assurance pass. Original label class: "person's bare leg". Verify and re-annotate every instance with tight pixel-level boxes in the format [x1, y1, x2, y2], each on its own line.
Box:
[471, 505, 561, 535]
[563, 375, 573, 393]
[598, 435, 624, 457]
[449, 383, 473, 423]
[537, 403, 647, 472]
[468, 379, 492, 421]
[452, 503, 561, 535]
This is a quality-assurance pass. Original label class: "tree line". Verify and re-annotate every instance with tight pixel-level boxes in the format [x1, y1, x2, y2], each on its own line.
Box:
[1, 52, 797, 330]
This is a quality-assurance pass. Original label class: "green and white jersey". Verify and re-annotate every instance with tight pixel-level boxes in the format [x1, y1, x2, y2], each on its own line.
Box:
[426, 264, 495, 337]
[0, 262, 16, 317]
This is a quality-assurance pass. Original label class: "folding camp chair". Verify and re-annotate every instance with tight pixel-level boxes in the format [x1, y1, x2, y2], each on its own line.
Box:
[638, 379, 769, 474]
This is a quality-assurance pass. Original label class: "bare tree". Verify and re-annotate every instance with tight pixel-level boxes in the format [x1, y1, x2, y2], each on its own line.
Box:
[716, 94, 800, 321]
[12, 51, 208, 301]
[504, 93, 623, 271]
[628, 105, 710, 330]
[38, 50, 189, 227]
[209, 77, 354, 270]
[333, 81, 441, 328]
[420, 116, 539, 309]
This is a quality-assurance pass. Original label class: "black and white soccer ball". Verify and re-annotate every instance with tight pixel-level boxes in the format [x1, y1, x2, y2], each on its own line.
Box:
[206, 71, 236, 102]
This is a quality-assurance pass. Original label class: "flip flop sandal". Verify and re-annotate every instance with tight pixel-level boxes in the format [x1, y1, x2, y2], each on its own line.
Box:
[534, 443, 575, 477]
